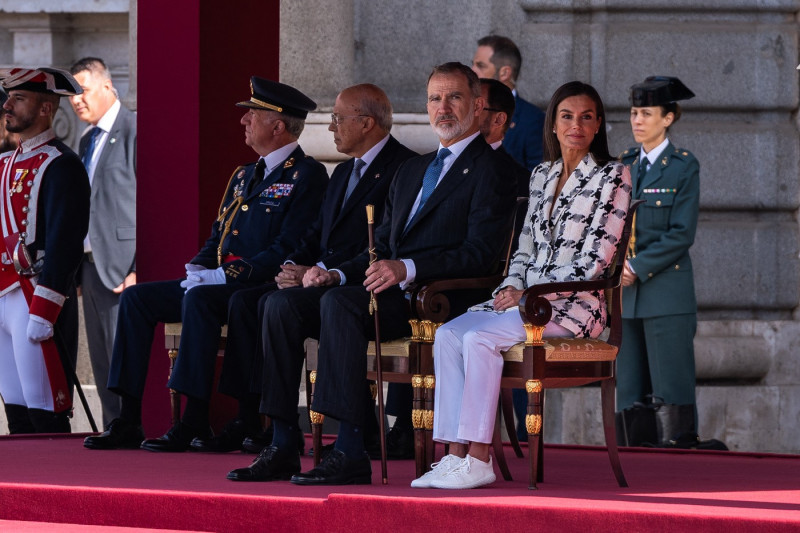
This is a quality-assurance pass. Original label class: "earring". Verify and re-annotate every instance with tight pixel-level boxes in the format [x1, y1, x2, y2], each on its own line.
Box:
[552, 129, 556, 134]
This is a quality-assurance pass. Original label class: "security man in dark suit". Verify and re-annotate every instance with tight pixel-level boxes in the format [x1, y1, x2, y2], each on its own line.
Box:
[84, 76, 328, 451]
[227, 62, 515, 485]
[617, 76, 701, 447]
[189, 83, 416, 454]
[472, 35, 545, 172]
[478, 78, 530, 197]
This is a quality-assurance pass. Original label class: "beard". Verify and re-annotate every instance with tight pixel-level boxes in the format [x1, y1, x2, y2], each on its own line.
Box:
[5, 110, 37, 134]
[432, 112, 473, 142]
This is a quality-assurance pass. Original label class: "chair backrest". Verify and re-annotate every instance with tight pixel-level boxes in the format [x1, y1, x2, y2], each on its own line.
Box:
[604, 199, 644, 348]
[500, 197, 529, 277]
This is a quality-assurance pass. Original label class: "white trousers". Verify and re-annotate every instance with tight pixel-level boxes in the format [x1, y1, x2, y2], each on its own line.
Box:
[432, 309, 572, 445]
[0, 287, 53, 409]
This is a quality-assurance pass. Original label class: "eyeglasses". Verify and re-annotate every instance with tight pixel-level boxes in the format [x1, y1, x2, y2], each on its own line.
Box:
[330, 113, 370, 126]
[483, 107, 503, 112]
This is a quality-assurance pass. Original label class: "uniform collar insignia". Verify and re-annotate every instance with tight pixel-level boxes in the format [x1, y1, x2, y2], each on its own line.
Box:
[283, 157, 295, 168]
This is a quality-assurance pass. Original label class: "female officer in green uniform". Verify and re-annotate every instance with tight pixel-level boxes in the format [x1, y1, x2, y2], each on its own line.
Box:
[617, 76, 700, 447]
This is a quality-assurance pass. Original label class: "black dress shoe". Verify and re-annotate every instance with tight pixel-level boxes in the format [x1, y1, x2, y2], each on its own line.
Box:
[84, 418, 145, 450]
[226, 445, 300, 482]
[308, 441, 335, 458]
[190, 418, 255, 453]
[140, 422, 212, 453]
[367, 424, 414, 460]
[243, 426, 305, 455]
[291, 449, 371, 486]
[241, 426, 272, 454]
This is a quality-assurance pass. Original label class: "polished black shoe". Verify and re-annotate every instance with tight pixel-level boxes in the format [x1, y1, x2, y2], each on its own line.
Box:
[291, 449, 371, 486]
[190, 418, 255, 453]
[308, 441, 336, 458]
[367, 424, 414, 460]
[84, 418, 145, 450]
[140, 422, 212, 453]
[241, 426, 272, 454]
[243, 426, 305, 455]
[226, 445, 301, 482]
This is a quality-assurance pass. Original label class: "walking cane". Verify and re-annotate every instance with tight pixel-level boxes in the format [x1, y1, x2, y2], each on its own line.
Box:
[366, 204, 388, 484]
[53, 327, 98, 433]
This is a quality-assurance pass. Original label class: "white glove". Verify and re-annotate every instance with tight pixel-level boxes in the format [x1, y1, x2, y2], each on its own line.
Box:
[180, 263, 207, 291]
[181, 266, 226, 292]
[27, 315, 54, 343]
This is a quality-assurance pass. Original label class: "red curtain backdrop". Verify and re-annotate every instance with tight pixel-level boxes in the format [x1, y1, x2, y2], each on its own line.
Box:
[137, 0, 280, 435]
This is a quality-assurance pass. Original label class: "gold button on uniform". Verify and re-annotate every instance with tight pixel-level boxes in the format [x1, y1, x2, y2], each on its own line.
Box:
[675, 264, 680, 270]
[241, 205, 249, 212]
[232, 230, 239, 235]
[656, 200, 662, 206]
[648, 273, 654, 278]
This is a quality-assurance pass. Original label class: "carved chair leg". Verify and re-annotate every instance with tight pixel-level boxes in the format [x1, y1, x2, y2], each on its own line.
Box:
[602, 378, 628, 487]
[167, 349, 181, 425]
[492, 398, 512, 481]
[423, 374, 436, 475]
[501, 388, 523, 458]
[526, 379, 543, 490]
[412, 375, 426, 477]
[309, 370, 324, 466]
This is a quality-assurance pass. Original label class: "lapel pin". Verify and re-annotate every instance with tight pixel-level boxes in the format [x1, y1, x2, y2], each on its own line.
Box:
[109, 138, 116, 144]
[374, 173, 380, 179]
[463, 168, 469, 174]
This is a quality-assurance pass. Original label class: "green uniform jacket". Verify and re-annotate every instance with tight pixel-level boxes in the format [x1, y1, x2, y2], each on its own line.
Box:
[620, 142, 699, 318]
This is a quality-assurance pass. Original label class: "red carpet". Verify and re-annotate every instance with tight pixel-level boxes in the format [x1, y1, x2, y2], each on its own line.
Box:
[0, 434, 798, 532]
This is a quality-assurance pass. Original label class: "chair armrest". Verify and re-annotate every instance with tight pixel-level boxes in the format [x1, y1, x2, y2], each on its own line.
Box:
[409, 274, 504, 322]
[518, 277, 618, 326]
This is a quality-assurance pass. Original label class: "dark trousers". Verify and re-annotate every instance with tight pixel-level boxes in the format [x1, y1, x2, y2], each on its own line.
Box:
[81, 258, 122, 426]
[260, 286, 331, 423]
[616, 313, 697, 410]
[309, 285, 411, 427]
[108, 279, 247, 401]
[217, 283, 279, 398]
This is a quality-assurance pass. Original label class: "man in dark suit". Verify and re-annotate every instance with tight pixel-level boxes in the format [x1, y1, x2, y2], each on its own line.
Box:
[83, 76, 329, 451]
[188, 84, 415, 454]
[69, 57, 137, 427]
[472, 35, 545, 172]
[227, 62, 515, 485]
[479, 78, 530, 197]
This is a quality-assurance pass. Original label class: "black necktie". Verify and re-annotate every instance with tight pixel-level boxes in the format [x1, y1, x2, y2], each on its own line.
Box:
[81, 126, 102, 169]
[638, 156, 649, 183]
[246, 159, 266, 196]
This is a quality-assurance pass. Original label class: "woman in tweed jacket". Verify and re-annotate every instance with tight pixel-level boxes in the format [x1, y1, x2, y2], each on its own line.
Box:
[412, 81, 632, 490]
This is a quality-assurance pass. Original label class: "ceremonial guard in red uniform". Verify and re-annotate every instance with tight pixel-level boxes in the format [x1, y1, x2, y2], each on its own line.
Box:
[0, 67, 90, 433]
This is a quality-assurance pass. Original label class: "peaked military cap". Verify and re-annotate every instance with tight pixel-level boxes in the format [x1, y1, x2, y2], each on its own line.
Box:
[630, 76, 694, 107]
[0, 67, 83, 96]
[236, 76, 316, 119]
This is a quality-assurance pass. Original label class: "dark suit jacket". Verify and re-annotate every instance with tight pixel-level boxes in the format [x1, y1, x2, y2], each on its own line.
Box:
[79, 104, 137, 290]
[192, 145, 328, 283]
[336, 135, 516, 284]
[503, 93, 545, 172]
[286, 135, 416, 268]
[497, 144, 532, 198]
[620, 143, 699, 318]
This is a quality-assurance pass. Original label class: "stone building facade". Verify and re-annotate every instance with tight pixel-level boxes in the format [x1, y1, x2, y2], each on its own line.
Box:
[1, 0, 798, 453]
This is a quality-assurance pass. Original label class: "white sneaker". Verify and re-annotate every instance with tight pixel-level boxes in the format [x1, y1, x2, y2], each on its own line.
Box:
[429, 454, 496, 489]
[410, 454, 464, 488]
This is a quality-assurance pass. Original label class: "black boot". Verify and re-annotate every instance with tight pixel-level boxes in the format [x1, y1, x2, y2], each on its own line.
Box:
[654, 403, 696, 447]
[4, 403, 35, 434]
[28, 408, 71, 434]
[615, 403, 657, 447]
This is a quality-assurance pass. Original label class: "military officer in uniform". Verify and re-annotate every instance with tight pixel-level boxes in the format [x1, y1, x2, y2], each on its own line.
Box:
[0, 67, 90, 433]
[617, 76, 701, 447]
[84, 76, 328, 451]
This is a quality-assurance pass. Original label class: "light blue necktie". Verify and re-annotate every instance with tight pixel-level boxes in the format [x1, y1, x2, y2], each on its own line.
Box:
[417, 147, 451, 211]
[342, 158, 366, 205]
[81, 126, 102, 169]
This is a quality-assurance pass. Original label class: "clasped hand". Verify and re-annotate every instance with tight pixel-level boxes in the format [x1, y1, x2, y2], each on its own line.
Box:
[275, 263, 310, 289]
[493, 286, 523, 312]
[180, 264, 226, 291]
